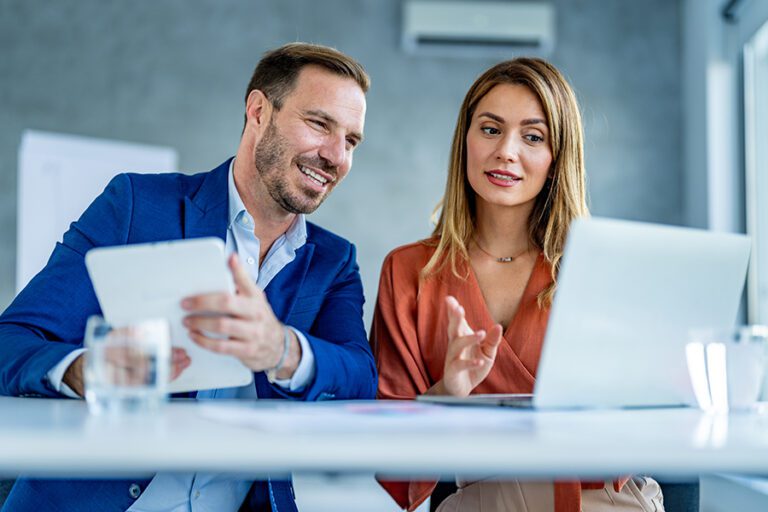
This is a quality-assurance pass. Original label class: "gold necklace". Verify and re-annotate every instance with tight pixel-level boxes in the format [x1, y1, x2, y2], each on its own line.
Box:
[473, 237, 530, 263]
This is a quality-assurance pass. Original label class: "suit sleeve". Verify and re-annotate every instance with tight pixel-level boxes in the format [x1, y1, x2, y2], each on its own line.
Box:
[370, 251, 438, 511]
[269, 243, 377, 401]
[0, 174, 133, 397]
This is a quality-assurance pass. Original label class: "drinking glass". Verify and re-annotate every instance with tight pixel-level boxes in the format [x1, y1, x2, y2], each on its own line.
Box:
[84, 316, 171, 415]
[686, 325, 768, 412]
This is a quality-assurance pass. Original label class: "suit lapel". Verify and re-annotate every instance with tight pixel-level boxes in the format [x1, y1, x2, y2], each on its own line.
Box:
[182, 158, 316, 320]
[182, 159, 230, 241]
[264, 242, 315, 321]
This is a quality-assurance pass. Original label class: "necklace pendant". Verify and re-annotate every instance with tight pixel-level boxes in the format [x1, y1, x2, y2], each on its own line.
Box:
[497, 256, 514, 263]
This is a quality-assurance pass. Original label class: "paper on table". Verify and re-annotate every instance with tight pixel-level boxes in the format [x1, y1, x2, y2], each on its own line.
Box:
[198, 400, 534, 434]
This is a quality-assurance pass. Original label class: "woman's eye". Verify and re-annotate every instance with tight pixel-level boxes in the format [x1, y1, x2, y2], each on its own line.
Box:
[481, 126, 500, 136]
[525, 134, 544, 143]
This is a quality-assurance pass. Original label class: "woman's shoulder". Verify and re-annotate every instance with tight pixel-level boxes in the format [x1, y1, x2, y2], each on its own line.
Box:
[384, 238, 437, 263]
[380, 238, 438, 280]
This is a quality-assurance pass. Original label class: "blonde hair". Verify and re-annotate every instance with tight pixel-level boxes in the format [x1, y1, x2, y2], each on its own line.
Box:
[423, 58, 589, 306]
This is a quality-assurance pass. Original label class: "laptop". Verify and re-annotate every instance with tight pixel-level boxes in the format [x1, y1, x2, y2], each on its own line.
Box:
[419, 217, 751, 409]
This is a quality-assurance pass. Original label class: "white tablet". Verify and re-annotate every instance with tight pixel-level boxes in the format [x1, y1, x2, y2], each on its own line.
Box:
[85, 237, 254, 393]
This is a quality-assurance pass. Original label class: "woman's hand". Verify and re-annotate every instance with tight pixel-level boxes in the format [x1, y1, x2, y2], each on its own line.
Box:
[431, 295, 503, 397]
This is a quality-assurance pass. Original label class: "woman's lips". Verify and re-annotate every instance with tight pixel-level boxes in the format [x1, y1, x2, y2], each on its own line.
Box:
[484, 170, 522, 187]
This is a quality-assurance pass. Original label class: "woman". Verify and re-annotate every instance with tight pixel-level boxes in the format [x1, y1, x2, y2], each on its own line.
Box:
[370, 58, 664, 512]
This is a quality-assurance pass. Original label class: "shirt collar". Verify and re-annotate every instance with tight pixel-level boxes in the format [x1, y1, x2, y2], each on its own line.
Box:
[227, 159, 307, 249]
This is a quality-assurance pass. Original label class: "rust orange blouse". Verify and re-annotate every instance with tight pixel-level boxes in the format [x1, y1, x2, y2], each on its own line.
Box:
[370, 240, 617, 512]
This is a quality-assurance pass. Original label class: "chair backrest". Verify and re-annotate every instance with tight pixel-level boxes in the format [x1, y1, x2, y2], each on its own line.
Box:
[659, 481, 700, 512]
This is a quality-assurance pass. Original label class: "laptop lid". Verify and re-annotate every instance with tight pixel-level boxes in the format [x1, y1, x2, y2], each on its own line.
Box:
[533, 217, 751, 409]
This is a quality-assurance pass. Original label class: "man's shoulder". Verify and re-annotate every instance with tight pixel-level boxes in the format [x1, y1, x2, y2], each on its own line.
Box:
[300, 222, 359, 277]
[115, 163, 228, 208]
[120, 170, 206, 193]
[305, 221, 353, 252]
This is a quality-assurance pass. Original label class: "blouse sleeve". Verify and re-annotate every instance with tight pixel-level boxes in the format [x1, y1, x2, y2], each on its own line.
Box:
[370, 249, 438, 511]
[370, 250, 432, 399]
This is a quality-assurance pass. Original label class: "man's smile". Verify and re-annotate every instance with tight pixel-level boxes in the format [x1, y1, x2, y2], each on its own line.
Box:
[296, 161, 335, 192]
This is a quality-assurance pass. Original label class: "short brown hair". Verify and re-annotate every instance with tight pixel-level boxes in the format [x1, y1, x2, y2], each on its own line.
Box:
[244, 42, 370, 126]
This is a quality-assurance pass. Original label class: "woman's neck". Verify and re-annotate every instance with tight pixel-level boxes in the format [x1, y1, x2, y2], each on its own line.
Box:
[473, 200, 533, 255]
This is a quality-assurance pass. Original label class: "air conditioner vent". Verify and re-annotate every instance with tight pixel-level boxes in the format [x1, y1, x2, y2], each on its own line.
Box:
[402, 0, 555, 58]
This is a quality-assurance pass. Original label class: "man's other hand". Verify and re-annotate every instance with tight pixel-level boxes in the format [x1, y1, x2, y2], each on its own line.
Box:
[61, 348, 191, 398]
[62, 354, 86, 397]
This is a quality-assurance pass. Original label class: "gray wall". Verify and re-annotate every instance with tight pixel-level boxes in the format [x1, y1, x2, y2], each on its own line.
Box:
[0, 0, 682, 326]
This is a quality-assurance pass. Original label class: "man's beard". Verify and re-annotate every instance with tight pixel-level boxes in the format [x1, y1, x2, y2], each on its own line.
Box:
[253, 119, 335, 215]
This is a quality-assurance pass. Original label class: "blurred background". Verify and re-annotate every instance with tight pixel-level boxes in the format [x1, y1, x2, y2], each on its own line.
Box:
[2, 0, 768, 509]
[3, 0, 768, 322]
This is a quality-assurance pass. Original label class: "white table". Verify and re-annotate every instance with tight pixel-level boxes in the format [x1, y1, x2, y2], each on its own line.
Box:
[700, 474, 768, 511]
[1, 396, 768, 480]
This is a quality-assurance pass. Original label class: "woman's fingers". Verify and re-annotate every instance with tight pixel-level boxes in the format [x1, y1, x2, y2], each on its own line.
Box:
[446, 330, 486, 361]
[449, 358, 485, 373]
[446, 295, 472, 340]
[457, 316, 473, 337]
[479, 324, 504, 359]
[445, 296, 461, 339]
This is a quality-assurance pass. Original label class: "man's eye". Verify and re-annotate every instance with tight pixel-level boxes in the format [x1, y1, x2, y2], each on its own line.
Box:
[346, 137, 358, 149]
[309, 119, 327, 130]
[481, 126, 500, 136]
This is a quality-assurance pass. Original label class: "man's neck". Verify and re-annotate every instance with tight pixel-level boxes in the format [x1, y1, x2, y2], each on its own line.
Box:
[232, 153, 297, 259]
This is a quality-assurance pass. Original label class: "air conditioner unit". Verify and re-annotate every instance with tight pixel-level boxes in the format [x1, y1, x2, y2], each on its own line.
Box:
[402, 0, 555, 58]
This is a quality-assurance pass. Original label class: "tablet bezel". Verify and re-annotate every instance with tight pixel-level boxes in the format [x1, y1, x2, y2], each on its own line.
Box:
[85, 237, 254, 393]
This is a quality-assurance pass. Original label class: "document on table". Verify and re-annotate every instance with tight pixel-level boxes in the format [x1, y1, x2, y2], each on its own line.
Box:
[198, 400, 534, 433]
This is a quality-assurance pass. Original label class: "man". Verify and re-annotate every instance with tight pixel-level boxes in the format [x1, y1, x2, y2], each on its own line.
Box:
[0, 43, 376, 511]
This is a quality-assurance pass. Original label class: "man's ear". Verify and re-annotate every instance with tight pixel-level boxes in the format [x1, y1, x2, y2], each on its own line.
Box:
[244, 89, 273, 135]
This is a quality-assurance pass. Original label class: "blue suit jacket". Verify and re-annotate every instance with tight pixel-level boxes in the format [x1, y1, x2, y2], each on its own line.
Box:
[0, 159, 377, 511]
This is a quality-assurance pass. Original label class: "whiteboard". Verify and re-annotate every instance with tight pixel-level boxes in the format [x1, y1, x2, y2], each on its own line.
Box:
[16, 130, 178, 292]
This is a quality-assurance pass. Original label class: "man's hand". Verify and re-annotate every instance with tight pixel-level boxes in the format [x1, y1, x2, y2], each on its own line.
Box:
[61, 348, 191, 398]
[62, 354, 86, 397]
[182, 254, 301, 380]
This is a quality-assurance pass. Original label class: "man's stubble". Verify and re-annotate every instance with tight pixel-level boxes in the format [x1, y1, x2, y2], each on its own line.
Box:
[253, 119, 334, 215]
